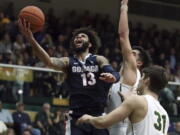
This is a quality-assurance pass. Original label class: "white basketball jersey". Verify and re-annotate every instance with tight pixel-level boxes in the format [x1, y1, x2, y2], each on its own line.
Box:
[127, 95, 169, 135]
[106, 69, 141, 127]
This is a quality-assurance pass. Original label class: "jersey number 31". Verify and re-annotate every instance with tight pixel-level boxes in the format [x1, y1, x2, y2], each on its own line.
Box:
[81, 72, 96, 86]
[154, 111, 166, 134]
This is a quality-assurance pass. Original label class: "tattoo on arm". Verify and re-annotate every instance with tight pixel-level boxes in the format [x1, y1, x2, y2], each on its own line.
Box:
[96, 56, 109, 68]
[50, 57, 69, 72]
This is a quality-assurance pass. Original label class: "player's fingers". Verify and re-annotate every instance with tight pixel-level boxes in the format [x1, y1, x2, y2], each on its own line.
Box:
[23, 18, 28, 30]
[18, 19, 26, 34]
[76, 119, 80, 125]
[21, 19, 26, 31]
[99, 76, 106, 81]
[22, 18, 26, 27]
[100, 73, 109, 76]
[102, 73, 113, 79]
[107, 74, 113, 78]
[18, 19, 23, 29]
[100, 73, 111, 79]
[76, 118, 83, 125]
[27, 22, 31, 30]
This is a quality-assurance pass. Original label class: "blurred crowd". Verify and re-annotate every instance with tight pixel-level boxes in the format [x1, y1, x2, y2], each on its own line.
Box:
[0, 2, 179, 135]
[0, 101, 65, 135]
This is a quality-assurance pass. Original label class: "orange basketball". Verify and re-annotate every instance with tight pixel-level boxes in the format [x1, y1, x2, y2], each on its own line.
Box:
[19, 6, 45, 33]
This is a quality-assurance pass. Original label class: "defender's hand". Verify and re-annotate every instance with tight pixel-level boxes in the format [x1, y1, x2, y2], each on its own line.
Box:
[18, 18, 33, 40]
[99, 73, 116, 83]
[121, 0, 128, 5]
[76, 114, 93, 125]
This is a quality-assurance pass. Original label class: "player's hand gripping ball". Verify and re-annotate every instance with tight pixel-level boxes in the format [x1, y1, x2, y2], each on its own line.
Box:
[19, 6, 45, 33]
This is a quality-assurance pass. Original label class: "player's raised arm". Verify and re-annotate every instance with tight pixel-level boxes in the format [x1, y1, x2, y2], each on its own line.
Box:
[77, 95, 138, 129]
[119, 0, 135, 63]
[18, 19, 69, 72]
[119, 0, 137, 85]
[96, 55, 120, 83]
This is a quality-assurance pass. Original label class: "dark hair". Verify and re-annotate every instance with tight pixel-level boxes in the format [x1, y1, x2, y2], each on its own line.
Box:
[23, 129, 32, 135]
[142, 65, 168, 94]
[70, 27, 101, 53]
[132, 46, 152, 69]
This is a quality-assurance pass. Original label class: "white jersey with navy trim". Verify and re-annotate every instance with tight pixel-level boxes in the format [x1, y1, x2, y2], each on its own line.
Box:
[106, 69, 141, 135]
[106, 69, 141, 116]
[127, 95, 169, 135]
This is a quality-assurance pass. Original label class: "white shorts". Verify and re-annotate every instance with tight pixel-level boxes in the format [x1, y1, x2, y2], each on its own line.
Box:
[106, 82, 132, 135]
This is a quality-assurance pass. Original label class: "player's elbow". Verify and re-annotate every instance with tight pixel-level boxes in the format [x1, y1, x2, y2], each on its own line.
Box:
[46, 60, 54, 69]
[119, 32, 129, 43]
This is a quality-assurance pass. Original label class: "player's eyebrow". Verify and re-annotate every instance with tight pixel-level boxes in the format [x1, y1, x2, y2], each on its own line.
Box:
[80, 33, 87, 37]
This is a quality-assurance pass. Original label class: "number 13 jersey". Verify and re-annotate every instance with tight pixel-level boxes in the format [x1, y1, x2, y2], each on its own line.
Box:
[66, 54, 112, 115]
[127, 95, 169, 135]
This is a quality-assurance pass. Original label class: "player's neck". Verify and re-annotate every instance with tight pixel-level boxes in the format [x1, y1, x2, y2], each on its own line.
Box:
[144, 90, 158, 100]
[76, 50, 89, 62]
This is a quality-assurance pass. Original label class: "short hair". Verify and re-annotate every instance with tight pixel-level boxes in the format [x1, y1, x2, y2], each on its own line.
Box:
[132, 46, 152, 69]
[16, 102, 24, 107]
[43, 103, 50, 108]
[22, 129, 32, 135]
[142, 65, 168, 94]
[70, 27, 101, 53]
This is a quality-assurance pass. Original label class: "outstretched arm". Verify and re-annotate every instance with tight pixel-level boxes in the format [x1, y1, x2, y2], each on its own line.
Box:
[97, 56, 120, 83]
[119, 0, 137, 85]
[77, 95, 137, 129]
[18, 19, 69, 72]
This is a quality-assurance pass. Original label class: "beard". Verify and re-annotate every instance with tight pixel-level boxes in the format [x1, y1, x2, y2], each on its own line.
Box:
[73, 41, 89, 54]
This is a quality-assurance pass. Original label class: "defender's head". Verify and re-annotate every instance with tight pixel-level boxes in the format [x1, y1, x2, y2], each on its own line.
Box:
[70, 27, 101, 54]
[137, 65, 168, 95]
[132, 46, 152, 70]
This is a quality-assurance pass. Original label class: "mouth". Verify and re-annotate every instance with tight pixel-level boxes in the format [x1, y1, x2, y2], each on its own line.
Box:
[74, 40, 83, 48]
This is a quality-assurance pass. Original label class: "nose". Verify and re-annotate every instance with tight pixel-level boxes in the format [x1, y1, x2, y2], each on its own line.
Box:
[76, 35, 82, 39]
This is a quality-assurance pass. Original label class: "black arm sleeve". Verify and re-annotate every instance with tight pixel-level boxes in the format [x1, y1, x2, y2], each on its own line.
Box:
[102, 65, 120, 83]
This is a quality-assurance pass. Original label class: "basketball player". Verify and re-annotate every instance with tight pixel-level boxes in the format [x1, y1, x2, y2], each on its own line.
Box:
[18, 19, 120, 135]
[106, 0, 151, 135]
[77, 65, 170, 135]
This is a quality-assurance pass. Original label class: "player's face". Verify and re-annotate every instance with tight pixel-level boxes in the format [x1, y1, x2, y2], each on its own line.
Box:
[132, 49, 142, 68]
[74, 33, 89, 48]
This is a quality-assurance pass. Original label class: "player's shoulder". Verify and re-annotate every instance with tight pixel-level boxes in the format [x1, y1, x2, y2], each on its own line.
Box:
[60, 56, 69, 60]
[96, 55, 106, 59]
[125, 95, 146, 108]
[58, 57, 70, 64]
[96, 55, 108, 62]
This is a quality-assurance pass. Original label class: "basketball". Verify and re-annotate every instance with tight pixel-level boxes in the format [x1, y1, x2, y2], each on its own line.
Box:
[19, 6, 45, 33]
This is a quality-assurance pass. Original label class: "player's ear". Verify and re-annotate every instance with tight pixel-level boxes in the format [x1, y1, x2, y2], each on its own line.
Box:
[89, 43, 92, 48]
[137, 61, 143, 67]
[144, 77, 150, 85]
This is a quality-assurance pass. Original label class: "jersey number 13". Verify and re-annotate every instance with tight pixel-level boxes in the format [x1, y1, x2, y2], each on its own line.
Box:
[81, 72, 96, 86]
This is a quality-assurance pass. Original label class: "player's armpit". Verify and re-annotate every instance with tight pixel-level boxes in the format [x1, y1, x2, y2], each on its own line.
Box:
[50, 57, 69, 72]
[122, 48, 137, 70]
[96, 55, 109, 68]
[77, 96, 137, 129]
[97, 95, 137, 128]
